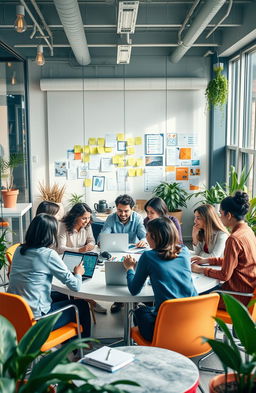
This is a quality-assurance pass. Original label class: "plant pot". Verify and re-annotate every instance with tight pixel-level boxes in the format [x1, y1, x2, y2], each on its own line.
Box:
[209, 373, 256, 393]
[2, 189, 19, 208]
[169, 210, 183, 224]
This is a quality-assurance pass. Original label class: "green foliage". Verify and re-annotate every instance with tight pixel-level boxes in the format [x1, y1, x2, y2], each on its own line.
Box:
[205, 66, 228, 109]
[153, 182, 188, 211]
[227, 165, 251, 196]
[68, 193, 84, 208]
[0, 153, 24, 191]
[0, 314, 139, 393]
[246, 197, 256, 235]
[187, 182, 227, 206]
[204, 294, 256, 393]
[0, 229, 9, 270]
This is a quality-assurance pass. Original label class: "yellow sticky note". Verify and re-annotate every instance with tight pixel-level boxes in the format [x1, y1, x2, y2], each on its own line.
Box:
[127, 147, 135, 155]
[89, 138, 96, 145]
[84, 178, 92, 187]
[74, 145, 82, 153]
[136, 158, 143, 167]
[89, 146, 97, 154]
[97, 138, 105, 146]
[127, 157, 136, 166]
[83, 145, 90, 154]
[136, 168, 143, 176]
[112, 155, 120, 164]
[126, 138, 135, 146]
[117, 133, 125, 141]
[105, 147, 112, 153]
[82, 154, 90, 163]
[128, 168, 136, 177]
[135, 137, 142, 145]
[97, 146, 104, 154]
[118, 160, 125, 167]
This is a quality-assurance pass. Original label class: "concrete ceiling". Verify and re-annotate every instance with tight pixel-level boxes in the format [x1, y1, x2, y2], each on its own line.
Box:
[0, 0, 255, 65]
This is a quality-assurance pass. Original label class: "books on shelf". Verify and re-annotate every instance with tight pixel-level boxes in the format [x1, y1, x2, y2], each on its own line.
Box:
[81, 346, 135, 372]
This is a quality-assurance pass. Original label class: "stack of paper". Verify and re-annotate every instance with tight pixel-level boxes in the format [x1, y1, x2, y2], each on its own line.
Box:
[81, 346, 134, 372]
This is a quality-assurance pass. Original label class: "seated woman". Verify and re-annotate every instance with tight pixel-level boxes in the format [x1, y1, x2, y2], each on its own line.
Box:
[144, 197, 183, 243]
[58, 203, 95, 254]
[192, 204, 229, 258]
[58, 202, 107, 314]
[191, 191, 256, 309]
[7, 213, 91, 338]
[123, 217, 197, 341]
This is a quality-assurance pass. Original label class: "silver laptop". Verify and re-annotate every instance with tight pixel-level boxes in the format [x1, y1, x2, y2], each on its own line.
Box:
[105, 261, 127, 286]
[100, 233, 129, 252]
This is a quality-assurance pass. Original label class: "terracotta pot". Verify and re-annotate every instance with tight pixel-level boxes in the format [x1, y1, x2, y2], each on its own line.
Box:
[2, 189, 19, 208]
[169, 209, 183, 224]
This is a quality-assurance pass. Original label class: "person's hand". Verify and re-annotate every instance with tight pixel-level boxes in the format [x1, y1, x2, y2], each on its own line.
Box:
[74, 262, 85, 276]
[79, 243, 94, 253]
[191, 256, 209, 264]
[123, 255, 136, 271]
[191, 263, 204, 274]
[192, 225, 200, 245]
[136, 240, 147, 248]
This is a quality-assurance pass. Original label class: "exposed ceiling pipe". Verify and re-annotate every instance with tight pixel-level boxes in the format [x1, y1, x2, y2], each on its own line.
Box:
[169, 0, 226, 63]
[178, 0, 201, 45]
[53, 0, 91, 65]
[29, 0, 53, 46]
[206, 0, 233, 39]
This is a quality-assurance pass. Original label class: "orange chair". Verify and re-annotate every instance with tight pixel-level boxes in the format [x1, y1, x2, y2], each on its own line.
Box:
[0, 292, 84, 356]
[131, 293, 220, 358]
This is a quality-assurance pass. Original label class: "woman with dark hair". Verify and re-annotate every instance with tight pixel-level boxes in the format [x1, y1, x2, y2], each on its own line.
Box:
[8, 214, 91, 338]
[192, 204, 229, 258]
[123, 217, 197, 341]
[144, 197, 183, 243]
[58, 203, 95, 254]
[36, 201, 60, 217]
[191, 191, 256, 309]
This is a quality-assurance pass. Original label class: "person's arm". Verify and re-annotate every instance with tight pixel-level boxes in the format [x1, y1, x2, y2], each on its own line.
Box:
[170, 216, 183, 243]
[48, 250, 82, 291]
[81, 225, 95, 251]
[125, 253, 149, 295]
[196, 231, 229, 259]
[100, 215, 114, 235]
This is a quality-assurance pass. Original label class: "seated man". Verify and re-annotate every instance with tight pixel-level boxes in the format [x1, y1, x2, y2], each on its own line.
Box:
[100, 194, 147, 313]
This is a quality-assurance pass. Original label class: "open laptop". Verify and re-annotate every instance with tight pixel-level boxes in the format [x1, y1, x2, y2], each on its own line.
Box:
[104, 261, 127, 286]
[62, 251, 98, 280]
[100, 233, 129, 252]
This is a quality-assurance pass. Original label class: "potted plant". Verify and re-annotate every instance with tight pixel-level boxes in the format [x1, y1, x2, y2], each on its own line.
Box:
[68, 193, 84, 208]
[205, 63, 228, 110]
[38, 182, 66, 220]
[0, 153, 24, 208]
[205, 294, 256, 393]
[0, 313, 139, 392]
[187, 182, 227, 210]
[153, 182, 188, 223]
[227, 165, 251, 195]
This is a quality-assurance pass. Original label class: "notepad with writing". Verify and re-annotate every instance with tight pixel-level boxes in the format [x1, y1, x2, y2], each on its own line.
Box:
[81, 346, 135, 372]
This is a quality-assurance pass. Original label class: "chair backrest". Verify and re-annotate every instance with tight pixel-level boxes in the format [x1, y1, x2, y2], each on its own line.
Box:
[6, 243, 20, 265]
[151, 293, 220, 358]
[135, 199, 147, 212]
[0, 292, 34, 341]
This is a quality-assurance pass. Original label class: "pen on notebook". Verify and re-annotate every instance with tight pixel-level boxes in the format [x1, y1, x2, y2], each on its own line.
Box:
[105, 348, 111, 360]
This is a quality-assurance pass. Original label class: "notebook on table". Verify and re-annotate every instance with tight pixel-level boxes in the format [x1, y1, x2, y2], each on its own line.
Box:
[81, 346, 134, 372]
[62, 251, 98, 280]
[100, 233, 129, 252]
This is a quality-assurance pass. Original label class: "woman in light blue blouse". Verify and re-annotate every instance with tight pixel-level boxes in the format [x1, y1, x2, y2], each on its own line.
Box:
[8, 213, 91, 338]
[123, 217, 197, 341]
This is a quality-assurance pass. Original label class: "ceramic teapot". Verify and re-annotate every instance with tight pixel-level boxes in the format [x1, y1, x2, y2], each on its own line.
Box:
[94, 200, 108, 213]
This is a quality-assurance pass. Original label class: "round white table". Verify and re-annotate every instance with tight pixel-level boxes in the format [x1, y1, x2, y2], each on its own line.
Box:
[52, 263, 219, 345]
[76, 346, 199, 393]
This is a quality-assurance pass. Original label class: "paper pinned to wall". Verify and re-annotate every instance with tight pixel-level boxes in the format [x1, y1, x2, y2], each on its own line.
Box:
[126, 138, 135, 146]
[101, 157, 114, 172]
[105, 134, 116, 148]
[67, 161, 77, 180]
[84, 178, 92, 187]
[67, 150, 74, 160]
[135, 137, 142, 145]
[89, 155, 101, 170]
[107, 174, 117, 191]
[127, 147, 135, 155]
[166, 133, 177, 146]
[136, 168, 143, 176]
[97, 138, 105, 146]
[128, 168, 136, 177]
[89, 146, 98, 154]
[127, 157, 136, 166]
[83, 145, 90, 154]
[190, 177, 200, 191]
[118, 160, 125, 167]
[144, 167, 164, 192]
[166, 147, 178, 165]
[83, 154, 90, 163]
[97, 146, 105, 154]
[117, 168, 127, 191]
[55, 161, 67, 177]
[104, 147, 113, 153]
[77, 164, 88, 179]
[176, 167, 189, 181]
[74, 152, 82, 160]
[112, 155, 120, 164]
[74, 145, 82, 153]
[136, 158, 143, 167]
[179, 148, 191, 160]
[89, 138, 97, 145]
[117, 133, 125, 141]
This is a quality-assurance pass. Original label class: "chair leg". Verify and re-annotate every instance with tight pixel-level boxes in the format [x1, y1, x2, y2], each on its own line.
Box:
[198, 384, 205, 393]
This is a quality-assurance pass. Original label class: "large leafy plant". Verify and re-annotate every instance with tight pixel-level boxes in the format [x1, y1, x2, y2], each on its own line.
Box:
[153, 182, 188, 212]
[227, 165, 251, 195]
[0, 229, 9, 270]
[0, 153, 24, 191]
[0, 314, 138, 393]
[204, 294, 256, 393]
[187, 182, 227, 206]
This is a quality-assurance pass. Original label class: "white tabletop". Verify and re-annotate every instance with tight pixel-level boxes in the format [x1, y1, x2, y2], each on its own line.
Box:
[1, 203, 32, 217]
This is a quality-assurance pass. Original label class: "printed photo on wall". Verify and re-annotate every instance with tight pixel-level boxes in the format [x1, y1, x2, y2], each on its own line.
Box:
[145, 155, 163, 166]
[77, 164, 88, 179]
[92, 176, 105, 192]
[55, 161, 67, 177]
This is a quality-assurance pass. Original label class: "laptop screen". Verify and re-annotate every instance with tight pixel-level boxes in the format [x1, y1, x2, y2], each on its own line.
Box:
[62, 251, 98, 278]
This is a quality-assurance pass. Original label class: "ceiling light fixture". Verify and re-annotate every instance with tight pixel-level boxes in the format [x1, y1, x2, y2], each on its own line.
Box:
[117, 1, 139, 34]
[35, 45, 45, 66]
[117, 45, 132, 64]
[14, 5, 27, 33]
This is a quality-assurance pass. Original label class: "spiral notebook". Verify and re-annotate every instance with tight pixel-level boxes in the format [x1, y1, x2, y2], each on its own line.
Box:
[81, 346, 134, 372]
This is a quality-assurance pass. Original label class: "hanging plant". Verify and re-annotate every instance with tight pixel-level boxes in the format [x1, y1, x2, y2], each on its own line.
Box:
[205, 63, 228, 109]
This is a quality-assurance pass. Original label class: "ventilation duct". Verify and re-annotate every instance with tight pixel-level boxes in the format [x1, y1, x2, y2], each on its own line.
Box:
[53, 0, 90, 65]
[170, 0, 226, 63]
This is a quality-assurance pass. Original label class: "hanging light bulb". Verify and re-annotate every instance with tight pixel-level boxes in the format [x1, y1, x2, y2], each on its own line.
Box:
[14, 5, 27, 33]
[35, 45, 45, 66]
[11, 72, 16, 86]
